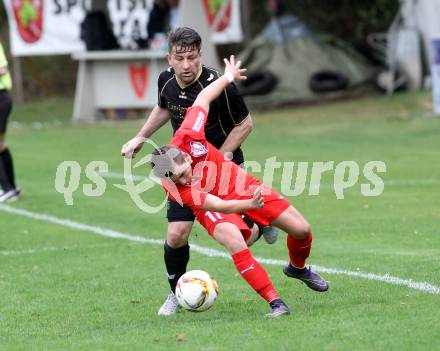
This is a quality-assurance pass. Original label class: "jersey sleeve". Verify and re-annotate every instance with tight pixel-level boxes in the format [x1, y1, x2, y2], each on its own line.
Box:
[178, 187, 208, 210]
[177, 106, 208, 139]
[221, 82, 250, 125]
[163, 180, 208, 210]
[157, 70, 170, 108]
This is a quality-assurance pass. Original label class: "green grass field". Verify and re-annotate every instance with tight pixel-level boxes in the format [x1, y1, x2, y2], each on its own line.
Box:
[1, 92, 439, 350]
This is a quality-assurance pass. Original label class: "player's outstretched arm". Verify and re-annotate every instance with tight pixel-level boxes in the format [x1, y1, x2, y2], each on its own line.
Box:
[121, 105, 170, 158]
[193, 55, 247, 112]
[202, 187, 263, 213]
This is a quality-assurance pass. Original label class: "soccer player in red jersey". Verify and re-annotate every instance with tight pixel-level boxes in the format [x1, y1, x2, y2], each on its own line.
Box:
[151, 55, 329, 317]
[122, 28, 278, 316]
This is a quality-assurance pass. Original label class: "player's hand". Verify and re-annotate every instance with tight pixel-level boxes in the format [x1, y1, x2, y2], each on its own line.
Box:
[223, 55, 247, 83]
[121, 136, 145, 158]
[251, 186, 264, 209]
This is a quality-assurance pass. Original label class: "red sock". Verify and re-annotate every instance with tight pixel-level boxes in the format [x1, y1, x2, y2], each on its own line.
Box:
[287, 232, 312, 268]
[232, 248, 279, 303]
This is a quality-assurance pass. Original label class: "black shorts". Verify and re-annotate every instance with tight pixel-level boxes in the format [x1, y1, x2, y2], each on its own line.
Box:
[166, 147, 245, 222]
[0, 91, 12, 134]
[167, 199, 196, 222]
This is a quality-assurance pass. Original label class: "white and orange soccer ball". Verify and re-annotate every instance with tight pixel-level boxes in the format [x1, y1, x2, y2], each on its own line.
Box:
[175, 270, 219, 312]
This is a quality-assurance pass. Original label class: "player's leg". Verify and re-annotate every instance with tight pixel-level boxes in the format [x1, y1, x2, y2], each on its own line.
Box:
[240, 214, 261, 247]
[158, 200, 195, 316]
[260, 225, 279, 244]
[271, 205, 329, 292]
[245, 223, 260, 247]
[0, 93, 20, 202]
[244, 188, 311, 268]
[164, 220, 193, 290]
[242, 214, 279, 245]
[235, 151, 279, 245]
[242, 214, 279, 244]
[211, 219, 289, 317]
[0, 134, 10, 195]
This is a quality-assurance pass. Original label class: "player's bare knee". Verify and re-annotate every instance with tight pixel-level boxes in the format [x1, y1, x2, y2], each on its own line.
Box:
[214, 224, 246, 254]
[167, 226, 191, 248]
[225, 237, 247, 254]
[245, 236, 255, 247]
[245, 225, 259, 247]
[293, 221, 311, 239]
[303, 221, 311, 236]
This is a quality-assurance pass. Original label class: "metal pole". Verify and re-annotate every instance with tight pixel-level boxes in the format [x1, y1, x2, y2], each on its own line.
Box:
[11, 56, 24, 103]
[241, 0, 252, 46]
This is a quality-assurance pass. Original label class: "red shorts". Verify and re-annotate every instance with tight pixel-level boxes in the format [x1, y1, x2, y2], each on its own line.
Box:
[243, 187, 290, 227]
[195, 187, 290, 239]
[196, 210, 252, 241]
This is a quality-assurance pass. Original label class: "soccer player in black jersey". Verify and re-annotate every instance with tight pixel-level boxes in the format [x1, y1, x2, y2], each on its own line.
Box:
[121, 27, 277, 316]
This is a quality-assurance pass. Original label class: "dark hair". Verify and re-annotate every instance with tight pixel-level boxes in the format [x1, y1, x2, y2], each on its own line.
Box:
[151, 145, 186, 178]
[167, 27, 202, 53]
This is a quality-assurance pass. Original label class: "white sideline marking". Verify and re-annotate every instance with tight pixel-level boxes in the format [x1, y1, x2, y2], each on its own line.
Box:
[1, 204, 439, 295]
[254, 257, 440, 295]
[100, 171, 145, 181]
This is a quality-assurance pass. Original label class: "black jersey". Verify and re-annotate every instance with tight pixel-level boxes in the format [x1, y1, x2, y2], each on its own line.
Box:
[157, 65, 249, 152]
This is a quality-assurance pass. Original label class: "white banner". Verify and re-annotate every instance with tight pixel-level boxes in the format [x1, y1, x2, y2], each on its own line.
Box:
[3, 0, 154, 56]
[3, 0, 242, 57]
[206, 0, 243, 44]
[3, 0, 86, 56]
[107, 0, 153, 50]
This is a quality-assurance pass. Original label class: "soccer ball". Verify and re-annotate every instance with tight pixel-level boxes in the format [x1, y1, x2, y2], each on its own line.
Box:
[175, 270, 219, 312]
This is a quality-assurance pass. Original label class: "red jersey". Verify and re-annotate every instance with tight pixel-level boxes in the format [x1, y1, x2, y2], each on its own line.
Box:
[162, 106, 260, 214]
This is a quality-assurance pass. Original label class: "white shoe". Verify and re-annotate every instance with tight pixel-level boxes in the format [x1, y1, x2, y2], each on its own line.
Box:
[157, 292, 181, 316]
[262, 226, 279, 244]
[0, 188, 21, 203]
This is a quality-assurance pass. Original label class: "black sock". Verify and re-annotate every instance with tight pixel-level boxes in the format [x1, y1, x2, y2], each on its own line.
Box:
[2, 148, 16, 189]
[164, 241, 190, 293]
[0, 148, 13, 191]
